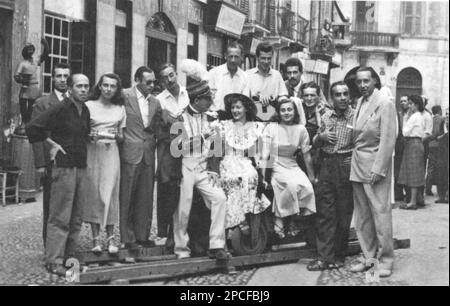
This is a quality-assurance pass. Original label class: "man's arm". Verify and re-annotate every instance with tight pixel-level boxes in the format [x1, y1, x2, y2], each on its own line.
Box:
[30, 98, 51, 169]
[371, 100, 397, 178]
[26, 103, 60, 144]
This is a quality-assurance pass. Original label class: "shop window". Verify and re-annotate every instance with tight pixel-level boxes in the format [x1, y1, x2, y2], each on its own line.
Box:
[44, 15, 70, 94]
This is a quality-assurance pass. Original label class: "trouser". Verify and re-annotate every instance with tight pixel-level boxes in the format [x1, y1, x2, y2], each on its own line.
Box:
[425, 147, 439, 192]
[19, 98, 35, 124]
[157, 181, 180, 238]
[173, 165, 226, 258]
[45, 167, 86, 265]
[42, 164, 53, 247]
[352, 180, 395, 271]
[315, 154, 354, 263]
[394, 145, 406, 201]
[119, 161, 155, 244]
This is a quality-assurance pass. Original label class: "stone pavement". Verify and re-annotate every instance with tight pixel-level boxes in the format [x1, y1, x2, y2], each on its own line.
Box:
[0, 192, 448, 286]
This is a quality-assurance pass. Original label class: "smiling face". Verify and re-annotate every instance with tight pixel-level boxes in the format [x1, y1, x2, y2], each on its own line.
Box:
[231, 100, 246, 122]
[137, 71, 156, 96]
[302, 87, 320, 107]
[331, 84, 350, 112]
[257, 51, 273, 72]
[356, 70, 377, 98]
[279, 102, 296, 124]
[99, 76, 118, 100]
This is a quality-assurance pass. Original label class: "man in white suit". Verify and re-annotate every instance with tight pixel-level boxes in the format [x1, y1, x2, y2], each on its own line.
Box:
[350, 67, 397, 278]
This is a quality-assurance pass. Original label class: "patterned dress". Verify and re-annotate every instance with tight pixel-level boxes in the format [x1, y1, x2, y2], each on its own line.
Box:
[218, 120, 271, 229]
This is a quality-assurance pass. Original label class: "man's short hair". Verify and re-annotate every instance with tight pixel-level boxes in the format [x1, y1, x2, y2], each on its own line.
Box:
[400, 96, 409, 101]
[67, 73, 88, 88]
[356, 67, 378, 80]
[256, 42, 274, 57]
[330, 81, 349, 96]
[432, 105, 442, 115]
[134, 66, 154, 82]
[285, 57, 303, 73]
[300, 81, 321, 96]
[158, 63, 176, 77]
[52, 62, 71, 77]
[226, 41, 244, 56]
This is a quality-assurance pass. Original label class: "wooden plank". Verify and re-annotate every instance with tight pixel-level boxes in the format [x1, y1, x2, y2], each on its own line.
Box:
[79, 239, 410, 284]
[76, 246, 170, 265]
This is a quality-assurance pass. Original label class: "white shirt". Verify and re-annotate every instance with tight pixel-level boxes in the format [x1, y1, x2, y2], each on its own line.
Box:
[136, 88, 149, 127]
[287, 81, 303, 98]
[246, 67, 288, 99]
[156, 87, 189, 118]
[422, 110, 433, 136]
[357, 89, 378, 125]
[403, 112, 425, 138]
[209, 64, 249, 111]
[54, 89, 67, 102]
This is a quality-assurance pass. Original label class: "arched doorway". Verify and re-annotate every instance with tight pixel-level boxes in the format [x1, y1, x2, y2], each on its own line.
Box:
[146, 12, 177, 73]
[344, 66, 381, 107]
[396, 67, 422, 108]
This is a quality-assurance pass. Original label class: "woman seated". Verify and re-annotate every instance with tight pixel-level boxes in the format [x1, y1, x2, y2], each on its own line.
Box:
[262, 98, 316, 238]
[216, 93, 271, 230]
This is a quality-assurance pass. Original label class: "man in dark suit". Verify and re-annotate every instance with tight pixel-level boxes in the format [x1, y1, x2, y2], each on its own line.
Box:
[426, 105, 445, 196]
[120, 66, 162, 249]
[284, 57, 303, 99]
[31, 62, 71, 247]
[394, 96, 409, 202]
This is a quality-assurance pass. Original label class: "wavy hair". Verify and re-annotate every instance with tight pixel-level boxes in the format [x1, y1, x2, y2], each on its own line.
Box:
[272, 98, 301, 125]
[91, 73, 124, 106]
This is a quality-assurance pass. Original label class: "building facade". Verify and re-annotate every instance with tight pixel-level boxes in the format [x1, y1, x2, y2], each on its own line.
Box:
[331, 1, 449, 109]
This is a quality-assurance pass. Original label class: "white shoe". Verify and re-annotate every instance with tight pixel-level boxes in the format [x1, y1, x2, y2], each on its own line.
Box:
[176, 253, 191, 259]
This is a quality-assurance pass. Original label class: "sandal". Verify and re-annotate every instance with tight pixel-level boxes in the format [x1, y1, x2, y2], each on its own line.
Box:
[274, 218, 286, 239]
[107, 236, 119, 255]
[92, 237, 102, 254]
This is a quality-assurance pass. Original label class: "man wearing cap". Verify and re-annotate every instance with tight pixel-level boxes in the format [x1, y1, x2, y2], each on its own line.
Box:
[171, 76, 227, 261]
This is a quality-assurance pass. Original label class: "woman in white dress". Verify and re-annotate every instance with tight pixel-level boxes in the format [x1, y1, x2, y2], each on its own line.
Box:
[262, 98, 316, 238]
[217, 94, 271, 230]
[84, 73, 126, 254]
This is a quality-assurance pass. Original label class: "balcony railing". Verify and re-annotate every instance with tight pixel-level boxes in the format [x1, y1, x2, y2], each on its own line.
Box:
[350, 31, 400, 49]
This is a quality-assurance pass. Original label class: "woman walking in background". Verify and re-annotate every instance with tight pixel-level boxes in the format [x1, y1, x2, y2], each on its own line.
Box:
[399, 95, 426, 210]
[84, 73, 126, 254]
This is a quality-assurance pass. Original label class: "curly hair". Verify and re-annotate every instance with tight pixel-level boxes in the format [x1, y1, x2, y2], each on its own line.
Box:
[91, 73, 124, 106]
[224, 94, 257, 122]
[272, 98, 301, 124]
[409, 95, 425, 113]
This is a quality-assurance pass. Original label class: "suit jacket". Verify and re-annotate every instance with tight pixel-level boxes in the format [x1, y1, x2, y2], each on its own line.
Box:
[31, 92, 61, 169]
[429, 115, 445, 149]
[350, 89, 397, 184]
[120, 87, 162, 166]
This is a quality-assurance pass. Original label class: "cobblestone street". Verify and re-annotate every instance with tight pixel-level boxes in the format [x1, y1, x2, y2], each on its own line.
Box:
[0, 192, 448, 286]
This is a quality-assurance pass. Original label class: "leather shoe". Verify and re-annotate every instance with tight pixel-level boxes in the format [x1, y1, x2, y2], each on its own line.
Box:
[137, 240, 156, 248]
[124, 242, 139, 250]
[350, 262, 370, 273]
[307, 259, 337, 271]
[208, 249, 228, 261]
[46, 263, 67, 277]
[436, 199, 449, 204]
[379, 269, 392, 278]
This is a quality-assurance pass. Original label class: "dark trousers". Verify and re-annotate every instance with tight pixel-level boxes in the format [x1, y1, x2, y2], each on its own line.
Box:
[119, 161, 155, 244]
[45, 168, 86, 265]
[315, 154, 354, 263]
[19, 98, 35, 124]
[42, 165, 53, 247]
[426, 147, 439, 192]
[157, 181, 180, 238]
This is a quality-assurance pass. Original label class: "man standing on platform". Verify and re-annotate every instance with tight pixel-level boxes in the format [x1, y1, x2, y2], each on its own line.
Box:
[120, 67, 162, 249]
[307, 81, 355, 271]
[26, 74, 91, 276]
[155, 63, 189, 249]
[350, 67, 397, 278]
[208, 42, 249, 117]
[31, 62, 71, 247]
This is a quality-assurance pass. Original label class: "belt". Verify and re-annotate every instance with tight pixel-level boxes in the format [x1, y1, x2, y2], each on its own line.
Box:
[404, 137, 422, 140]
[321, 151, 352, 159]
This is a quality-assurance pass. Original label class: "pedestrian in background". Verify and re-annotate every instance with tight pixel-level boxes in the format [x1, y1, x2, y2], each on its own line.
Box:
[425, 105, 445, 197]
[399, 95, 426, 210]
[84, 73, 126, 254]
[436, 108, 449, 204]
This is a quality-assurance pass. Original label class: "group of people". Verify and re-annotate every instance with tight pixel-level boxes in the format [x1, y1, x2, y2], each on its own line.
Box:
[395, 96, 449, 209]
[23, 40, 446, 280]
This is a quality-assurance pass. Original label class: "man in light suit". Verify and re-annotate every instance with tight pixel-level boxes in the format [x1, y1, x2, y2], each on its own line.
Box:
[350, 67, 397, 278]
[120, 66, 162, 249]
[31, 62, 71, 247]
